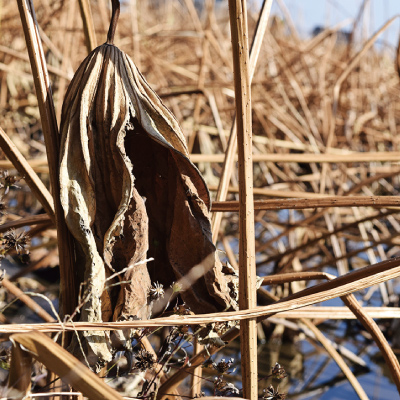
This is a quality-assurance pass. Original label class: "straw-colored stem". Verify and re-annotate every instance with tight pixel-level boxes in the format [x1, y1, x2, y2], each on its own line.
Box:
[2, 278, 55, 323]
[0, 214, 52, 233]
[130, 0, 141, 68]
[269, 271, 400, 393]
[77, 0, 97, 52]
[228, 0, 257, 397]
[0, 127, 55, 222]
[211, 0, 275, 242]
[16, 0, 77, 318]
[211, 196, 400, 211]
[8, 341, 32, 399]
[190, 338, 203, 398]
[192, 151, 400, 163]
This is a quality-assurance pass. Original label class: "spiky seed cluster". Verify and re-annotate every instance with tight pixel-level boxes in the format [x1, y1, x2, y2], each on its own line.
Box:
[0, 171, 19, 194]
[263, 385, 286, 400]
[213, 376, 240, 396]
[134, 349, 156, 372]
[2, 229, 29, 254]
[213, 358, 234, 374]
[271, 362, 287, 379]
[148, 281, 164, 300]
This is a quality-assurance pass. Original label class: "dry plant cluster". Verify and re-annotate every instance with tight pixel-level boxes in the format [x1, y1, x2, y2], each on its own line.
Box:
[0, 0, 400, 399]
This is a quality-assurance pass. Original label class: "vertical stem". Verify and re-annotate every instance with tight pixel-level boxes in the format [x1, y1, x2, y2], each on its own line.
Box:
[130, 0, 141, 68]
[8, 342, 32, 399]
[211, 0, 273, 242]
[17, 0, 77, 318]
[78, 0, 97, 52]
[228, 0, 258, 398]
[190, 338, 203, 397]
[107, 0, 121, 45]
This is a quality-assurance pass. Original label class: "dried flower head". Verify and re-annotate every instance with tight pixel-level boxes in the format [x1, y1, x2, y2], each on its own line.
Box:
[213, 358, 235, 374]
[148, 281, 164, 300]
[271, 362, 287, 379]
[214, 376, 240, 397]
[0, 171, 19, 194]
[134, 349, 156, 372]
[173, 303, 192, 316]
[263, 385, 286, 400]
[2, 229, 29, 254]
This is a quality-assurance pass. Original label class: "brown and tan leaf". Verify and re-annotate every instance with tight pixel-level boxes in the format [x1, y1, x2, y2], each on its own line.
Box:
[59, 38, 235, 364]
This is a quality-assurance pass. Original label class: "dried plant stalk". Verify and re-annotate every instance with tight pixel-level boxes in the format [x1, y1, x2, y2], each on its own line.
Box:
[0, 127, 55, 222]
[228, 0, 258, 397]
[211, 196, 400, 211]
[8, 339, 32, 400]
[10, 332, 125, 400]
[17, 0, 77, 318]
[78, 0, 97, 53]
[211, 0, 273, 242]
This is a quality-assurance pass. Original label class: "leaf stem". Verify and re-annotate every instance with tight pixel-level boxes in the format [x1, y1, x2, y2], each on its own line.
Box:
[107, 0, 120, 45]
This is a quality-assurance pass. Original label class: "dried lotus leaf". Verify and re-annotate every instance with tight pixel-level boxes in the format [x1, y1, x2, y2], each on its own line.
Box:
[59, 2, 236, 367]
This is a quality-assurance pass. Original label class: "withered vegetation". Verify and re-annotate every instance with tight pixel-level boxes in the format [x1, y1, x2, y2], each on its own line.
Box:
[0, 0, 400, 399]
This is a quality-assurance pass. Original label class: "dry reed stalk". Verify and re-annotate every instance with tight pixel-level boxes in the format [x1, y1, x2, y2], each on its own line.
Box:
[190, 338, 203, 398]
[1, 278, 55, 322]
[77, 0, 97, 53]
[129, 0, 141, 69]
[211, 196, 400, 211]
[8, 338, 32, 400]
[228, 0, 258, 397]
[211, 0, 273, 243]
[302, 320, 368, 400]
[270, 271, 400, 392]
[321, 15, 400, 193]
[9, 332, 125, 400]
[5, 305, 400, 334]
[0, 254, 398, 330]
[0, 127, 55, 222]
[0, 214, 52, 233]
[16, 0, 77, 318]
[191, 151, 400, 163]
[55, 0, 76, 123]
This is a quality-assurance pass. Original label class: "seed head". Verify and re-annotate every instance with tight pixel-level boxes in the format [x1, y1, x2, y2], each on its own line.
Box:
[134, 349, 156, 372]
[271, 362, 287, 379]
[2, 229, 29, 254]
[263, 385, 286, 400]
[148, 281, 164, 300]
[213, 358, 234, 374]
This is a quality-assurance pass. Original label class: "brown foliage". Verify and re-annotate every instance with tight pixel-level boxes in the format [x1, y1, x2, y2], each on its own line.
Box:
[59, 33, 235, 365]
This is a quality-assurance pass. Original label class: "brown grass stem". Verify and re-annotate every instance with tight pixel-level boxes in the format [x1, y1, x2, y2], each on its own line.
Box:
[0, 214, 53, 234]
[228, 0, 258, 396]
[0, 127, 55, 222]
[211, 196, 400, 211]
[1, 278, 55, 323]
[17, 0, 77, 318]
[211, 0, 273, 242]
[77, 0, 97, 53]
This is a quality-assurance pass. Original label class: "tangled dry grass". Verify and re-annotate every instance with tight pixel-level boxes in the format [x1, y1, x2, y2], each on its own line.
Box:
[1, 0, 400, 399]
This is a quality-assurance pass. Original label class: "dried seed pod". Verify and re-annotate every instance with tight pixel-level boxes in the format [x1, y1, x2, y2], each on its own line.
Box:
[60, 0, 236, 367]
